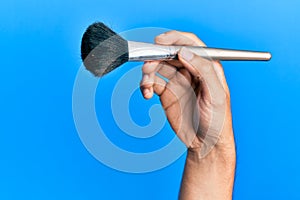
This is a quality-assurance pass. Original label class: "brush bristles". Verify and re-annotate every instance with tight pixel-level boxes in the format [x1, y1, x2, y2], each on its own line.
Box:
[81, 22, 129, 77]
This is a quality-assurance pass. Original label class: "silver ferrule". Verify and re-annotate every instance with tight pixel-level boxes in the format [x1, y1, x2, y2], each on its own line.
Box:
[128, 41, 271, 61]
[128, 41, 177, 61]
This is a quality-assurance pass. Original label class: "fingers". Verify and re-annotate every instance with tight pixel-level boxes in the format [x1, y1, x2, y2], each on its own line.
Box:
[152, 75, 167, 96]
[154, 29, 230, 97]
[141, 61, 191, 99]
[140, 61, 158, 99]
[178, 47, 226, 105]
[142, 30, 227, 101]
[157, 62, 177, 80]
[141, 30, 206, 100]
[155, 30, 206, 46]
[140, 73, 167, 99]
[140, 73, 153, 99]
[140, 61, 175, 99]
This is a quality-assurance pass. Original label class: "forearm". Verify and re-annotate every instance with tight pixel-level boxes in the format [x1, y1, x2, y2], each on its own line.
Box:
[179, 131, 236, 200]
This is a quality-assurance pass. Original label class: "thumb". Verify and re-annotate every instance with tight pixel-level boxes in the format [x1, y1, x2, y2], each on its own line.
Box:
[178, 47, 226, 104]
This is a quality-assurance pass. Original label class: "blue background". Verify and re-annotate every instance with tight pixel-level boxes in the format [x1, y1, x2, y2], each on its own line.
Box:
[1, 0, 300, 199]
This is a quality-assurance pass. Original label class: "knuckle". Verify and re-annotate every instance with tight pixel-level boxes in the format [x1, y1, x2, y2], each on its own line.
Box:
[140, 80, 152, 88]
[142, 67, 150, 74]
[154, 36, 162, 43]
[184, 32, 205, 46]
[167, 30, 178, 35]
[186, 32, 197, 39]
[142, 64, 153, 74]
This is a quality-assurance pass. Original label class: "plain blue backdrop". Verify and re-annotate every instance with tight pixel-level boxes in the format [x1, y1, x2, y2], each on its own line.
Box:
[1, 0, 300, 199]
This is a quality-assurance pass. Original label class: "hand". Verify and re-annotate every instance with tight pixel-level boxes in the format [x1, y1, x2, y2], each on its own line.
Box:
[140, 31, 233, 157]
[140, 30, 236, 200]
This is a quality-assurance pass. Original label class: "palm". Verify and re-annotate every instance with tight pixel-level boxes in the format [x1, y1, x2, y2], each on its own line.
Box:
[158, 67, 210, 147]
[149, 59, 228, 156]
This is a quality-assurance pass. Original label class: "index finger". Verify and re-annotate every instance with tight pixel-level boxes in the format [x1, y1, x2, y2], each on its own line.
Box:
[155, 30, 206, 47]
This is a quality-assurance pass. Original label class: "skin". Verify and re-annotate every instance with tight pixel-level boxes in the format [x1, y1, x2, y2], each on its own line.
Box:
[140, 31, 236, 200]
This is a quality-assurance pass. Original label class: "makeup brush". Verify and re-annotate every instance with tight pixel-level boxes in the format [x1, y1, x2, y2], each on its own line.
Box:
[81, 22, 271, 77]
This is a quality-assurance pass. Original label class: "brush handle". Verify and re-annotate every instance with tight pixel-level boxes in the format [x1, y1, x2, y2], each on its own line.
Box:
[128, 41, 272, 61]
[186, 46, 271, 61]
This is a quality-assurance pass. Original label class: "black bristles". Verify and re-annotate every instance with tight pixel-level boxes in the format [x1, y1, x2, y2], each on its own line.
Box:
[81, 22, 129, 76]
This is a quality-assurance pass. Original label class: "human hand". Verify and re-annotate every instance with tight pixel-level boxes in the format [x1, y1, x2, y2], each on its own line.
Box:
[140, 31, 233, 157]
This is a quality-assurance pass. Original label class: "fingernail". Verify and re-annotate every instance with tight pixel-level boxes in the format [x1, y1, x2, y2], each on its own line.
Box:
[180, 47, 194, 61]
[144, 88, 150, 96]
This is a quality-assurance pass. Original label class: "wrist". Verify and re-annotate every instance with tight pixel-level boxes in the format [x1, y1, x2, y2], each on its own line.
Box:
[180, 129, 236, 200]
[188, 127, 236, 165]
[187, 138, 236, 171]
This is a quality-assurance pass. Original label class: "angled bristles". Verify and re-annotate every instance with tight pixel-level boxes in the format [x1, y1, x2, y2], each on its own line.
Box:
[81, 22, 129, 77]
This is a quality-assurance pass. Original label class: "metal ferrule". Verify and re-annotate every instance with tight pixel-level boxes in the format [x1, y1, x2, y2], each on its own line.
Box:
[128, 41, 177, 61]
